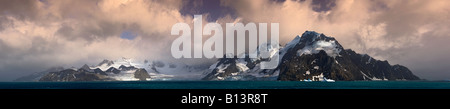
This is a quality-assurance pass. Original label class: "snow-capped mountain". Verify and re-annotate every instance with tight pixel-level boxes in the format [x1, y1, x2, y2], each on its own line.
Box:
[39, 58, 203, 81]
[96, 58, 203, 81]
[204, 31, 420, 81]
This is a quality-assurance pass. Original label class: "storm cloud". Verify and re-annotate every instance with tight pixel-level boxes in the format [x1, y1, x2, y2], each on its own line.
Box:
[219, 0, 450, 80]
[0, 0, 449, 80]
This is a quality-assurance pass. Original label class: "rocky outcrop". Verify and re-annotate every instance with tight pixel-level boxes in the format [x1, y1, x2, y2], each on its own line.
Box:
[93, 68, 107, 75]
[119, 65, 137, 71]
[134, 69, 150, 81]
[105, 67, 120, 74]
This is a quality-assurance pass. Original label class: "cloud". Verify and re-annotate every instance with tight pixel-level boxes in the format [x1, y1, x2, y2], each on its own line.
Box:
[0, 0, 449, 80]
[0, 0, 194, 80]
[0, 0, 41, 21]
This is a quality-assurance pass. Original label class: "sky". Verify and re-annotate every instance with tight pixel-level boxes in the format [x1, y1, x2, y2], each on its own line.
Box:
[0, 0, 449, 81]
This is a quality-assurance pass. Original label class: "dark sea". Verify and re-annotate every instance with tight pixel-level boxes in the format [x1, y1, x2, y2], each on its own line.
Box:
[0, 81, 449, 89]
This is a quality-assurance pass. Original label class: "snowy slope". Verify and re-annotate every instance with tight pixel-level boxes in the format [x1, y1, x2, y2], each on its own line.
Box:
[280, 31, 342, 58]
[202, 43, 281, 80]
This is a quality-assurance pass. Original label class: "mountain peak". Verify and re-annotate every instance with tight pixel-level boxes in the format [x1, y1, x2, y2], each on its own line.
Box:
[300, 31, 337, 44]
[80, 64, 90, 70]
[97, 59, 114, 66]
[302, 31, 321, 39]
[281, 31, 343, 58]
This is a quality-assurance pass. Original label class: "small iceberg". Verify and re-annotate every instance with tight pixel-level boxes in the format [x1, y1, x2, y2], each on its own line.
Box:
[303, 79, 313, 82]
[322, 77, 335, 82]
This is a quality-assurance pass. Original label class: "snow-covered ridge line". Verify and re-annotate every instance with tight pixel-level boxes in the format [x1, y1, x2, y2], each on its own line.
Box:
[58, 57, 204, 81]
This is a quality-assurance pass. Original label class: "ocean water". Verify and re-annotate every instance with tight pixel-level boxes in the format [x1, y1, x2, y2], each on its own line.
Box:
[0, 81, 449, 89]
